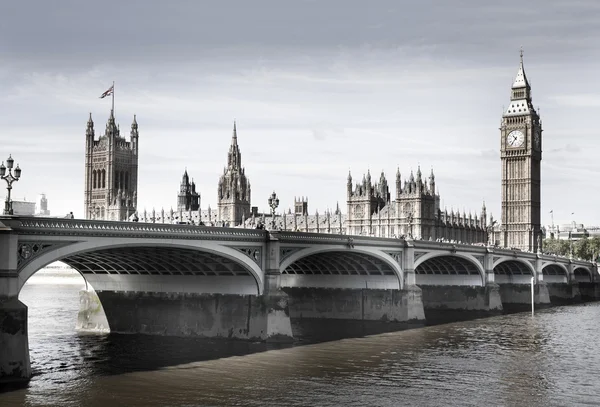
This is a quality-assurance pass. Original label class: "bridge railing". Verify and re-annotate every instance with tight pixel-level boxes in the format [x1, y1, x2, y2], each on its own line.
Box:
[0, 216, 268, 241]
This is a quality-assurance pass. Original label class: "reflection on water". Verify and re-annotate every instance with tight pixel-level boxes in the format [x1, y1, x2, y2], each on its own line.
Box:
[2, 279, 600, 406]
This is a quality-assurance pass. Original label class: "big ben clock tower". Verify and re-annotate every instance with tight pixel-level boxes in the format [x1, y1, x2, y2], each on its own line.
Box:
[500, 50, 542, 252]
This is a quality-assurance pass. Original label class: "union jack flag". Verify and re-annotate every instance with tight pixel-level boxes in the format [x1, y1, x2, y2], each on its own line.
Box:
[99, 85, 114, 99]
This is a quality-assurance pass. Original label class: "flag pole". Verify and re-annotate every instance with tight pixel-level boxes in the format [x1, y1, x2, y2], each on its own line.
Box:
[112, 81, 115, 117]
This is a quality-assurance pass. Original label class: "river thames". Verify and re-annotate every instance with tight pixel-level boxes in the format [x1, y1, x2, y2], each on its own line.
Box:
[2, 273, 600, 406]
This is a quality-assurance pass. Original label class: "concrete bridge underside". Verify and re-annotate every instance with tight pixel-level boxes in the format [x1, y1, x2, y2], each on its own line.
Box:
[281, 251, 399, 290]
[60, 246, 260, 295]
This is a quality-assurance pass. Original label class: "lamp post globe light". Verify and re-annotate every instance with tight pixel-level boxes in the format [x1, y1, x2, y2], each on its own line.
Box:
[1, 154, 22, 215]
[268, 191, 279, 230]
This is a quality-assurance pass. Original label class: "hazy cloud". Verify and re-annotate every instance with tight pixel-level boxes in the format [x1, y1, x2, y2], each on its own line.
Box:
[1, 0, 599, 225]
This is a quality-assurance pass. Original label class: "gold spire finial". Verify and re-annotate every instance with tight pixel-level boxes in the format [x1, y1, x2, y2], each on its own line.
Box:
[520, 46, 524, 61]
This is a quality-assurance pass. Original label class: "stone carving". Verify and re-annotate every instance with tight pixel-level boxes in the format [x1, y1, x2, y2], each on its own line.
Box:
[17, 241, 72, 268]
[385, 251, 402, 265]
[473, 255, 485, 268]
[235, 247, 261, 265]
[280, 247, 303, 263]
[414, 251, 427, 262]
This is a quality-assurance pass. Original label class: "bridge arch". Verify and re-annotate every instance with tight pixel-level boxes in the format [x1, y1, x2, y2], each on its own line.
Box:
[493, 258, 535, 284]
[17, 239, 265, 295]
[279, 246, 403, 289]
[573, 266, 592, 283]
[413, 253, 485, 286]
[541, 263, 569, 284]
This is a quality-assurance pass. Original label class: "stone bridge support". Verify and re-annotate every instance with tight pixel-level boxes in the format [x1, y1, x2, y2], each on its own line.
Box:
[483, 250, 503, 311]
[403, 242, 426, 321]
[534, 255, 552, 306]
[566, 262, 582, 302]
[261, 235, 293, 341]
[0, 231, 31, 386]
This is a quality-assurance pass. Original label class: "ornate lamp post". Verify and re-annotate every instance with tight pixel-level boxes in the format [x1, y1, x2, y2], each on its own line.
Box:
[0, 154, 22, 215]
[268, 191, 279, 230]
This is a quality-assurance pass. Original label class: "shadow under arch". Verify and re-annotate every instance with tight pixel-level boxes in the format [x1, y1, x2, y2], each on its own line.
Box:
[17, 241, 264, 296]
[493, 258, 535, 284]
[280, 246, 403, 290]
[573, 266, 592, 283]
[542, 263, 569, 284]
[414, 253, 485, 286]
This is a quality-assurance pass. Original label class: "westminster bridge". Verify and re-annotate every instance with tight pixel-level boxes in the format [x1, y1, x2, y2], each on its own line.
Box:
[1, 216, 598, 384]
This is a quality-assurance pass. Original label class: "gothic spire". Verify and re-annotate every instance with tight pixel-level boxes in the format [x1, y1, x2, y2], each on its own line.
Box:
[86, 113, 94, 137]
[227, 121, 242, 170]
[232, 120, 238, 146]
[130, 115, 139, 139]
[512, 47, 530, 89]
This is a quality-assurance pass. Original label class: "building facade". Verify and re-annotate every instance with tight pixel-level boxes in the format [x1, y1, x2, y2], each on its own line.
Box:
[84, 111, 139, 221]
[345, 167, 487, 242]
[217, 122, 251, 226]
[177, 170, 200, 212]
[36, 194, 50, 216]
[11, 200, 36, 216]
[500, 52, 542, 251]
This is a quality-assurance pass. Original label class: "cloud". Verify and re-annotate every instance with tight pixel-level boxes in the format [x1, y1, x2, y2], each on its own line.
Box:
[1, 0, 600, 227]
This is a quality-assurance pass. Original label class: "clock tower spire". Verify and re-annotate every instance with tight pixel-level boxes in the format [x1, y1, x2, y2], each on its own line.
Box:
[500, 49, 542, 252]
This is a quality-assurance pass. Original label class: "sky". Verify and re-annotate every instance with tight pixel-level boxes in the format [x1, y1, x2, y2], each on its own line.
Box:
[1, 0, 600, 227]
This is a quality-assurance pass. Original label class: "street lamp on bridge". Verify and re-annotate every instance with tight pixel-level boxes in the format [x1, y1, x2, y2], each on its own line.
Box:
[0, 154, 22, 215]
[268, 191, 279, 230]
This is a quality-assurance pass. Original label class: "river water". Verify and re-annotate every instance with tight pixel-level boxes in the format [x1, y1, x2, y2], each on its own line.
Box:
[2, 274, 600, 406]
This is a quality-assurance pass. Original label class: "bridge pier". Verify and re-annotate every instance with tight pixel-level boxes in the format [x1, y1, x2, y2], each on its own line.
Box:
[546, 282, 582, 305]
[0, 230, 31, 386]
[93, 290, 294, 341]
[0, 297, 30, 388]
[284, 286, 425, 323]
[76, 288, 110, 332]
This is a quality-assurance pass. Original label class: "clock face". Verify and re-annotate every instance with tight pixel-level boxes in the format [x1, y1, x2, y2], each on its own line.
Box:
[506, 130, 525, 148]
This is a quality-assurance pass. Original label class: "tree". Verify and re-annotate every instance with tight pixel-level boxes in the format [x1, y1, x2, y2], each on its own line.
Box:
[543, 236, 600, 261]
[543, 238, 570, 256]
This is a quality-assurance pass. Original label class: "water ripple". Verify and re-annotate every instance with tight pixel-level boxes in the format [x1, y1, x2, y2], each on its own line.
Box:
[2, 284, 600, 406]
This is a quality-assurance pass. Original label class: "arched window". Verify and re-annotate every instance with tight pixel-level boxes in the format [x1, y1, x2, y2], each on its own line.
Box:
[102, 169, 106, 188]
[124, 172, 129, 190]
[92, 170, 97, 189]
[120, 171, 124, 190]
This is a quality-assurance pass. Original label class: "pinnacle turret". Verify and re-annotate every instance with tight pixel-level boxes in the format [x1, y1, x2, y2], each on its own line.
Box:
[512, 48, 530, 89]
[232, 120, 238, 146]
[86, 113, 94, 137]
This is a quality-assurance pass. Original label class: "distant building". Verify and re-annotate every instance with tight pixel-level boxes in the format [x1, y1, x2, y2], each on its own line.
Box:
[11, 199, 36, 216]
[499, 53, 543, 252]
[177, 170, 200, 212]
[36, 193, 50, 216]
[545, 223, 600, 241]
[294, 197, 309, 216]
[84, 110, 139, 221]
[345, 168, 487, 242]
[217, 122, 251, 226]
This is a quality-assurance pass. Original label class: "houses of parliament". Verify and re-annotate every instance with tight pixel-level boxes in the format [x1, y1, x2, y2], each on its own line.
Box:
[83, 53, 542, 252]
